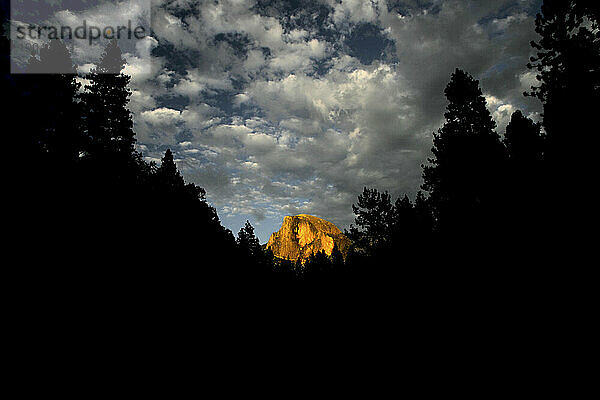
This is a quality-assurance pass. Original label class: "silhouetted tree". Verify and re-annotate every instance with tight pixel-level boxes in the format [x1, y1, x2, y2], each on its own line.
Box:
[237, 220, 261, 259]
[304, 250, 332, 282]
[503, 110, 545, 202]
[525, 0, 599, 253]
[499, 110, 547, 247]
[527, 0, 599, 168]
[391, 195, 415, 230]
[330, 244, 344, 269]
[413, 191, 434, 237]
[422, 69, 507, 238]
[348, 187, 394, 254]
[504, 110, 544, 167]
[8, 38, 87, 259]
[389, 193, 432, 246]
[235, 220, 277, 281]
[275, 257, 297, 282]
[156, 149, 186, 188]
[22, 40, 82, 165]
[82, 39, 135, 163]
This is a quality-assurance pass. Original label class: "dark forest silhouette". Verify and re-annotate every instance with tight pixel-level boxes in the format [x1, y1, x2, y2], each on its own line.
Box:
[2, 0, 598, 297]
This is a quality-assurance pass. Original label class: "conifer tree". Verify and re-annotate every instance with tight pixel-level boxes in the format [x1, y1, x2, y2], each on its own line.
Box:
[82, 39, 135, 163]
[388, 194, 416, 247]
[277, 257, 296, 282]
[413, 191, 434, 236]
[392, 195, 414, 229]
[237, 220, 261, 259]
[304, 250, 332, 282]
[348, 187, 394, 253]
[525, 0, 599, 248]
[422, 69, 506, 235]
[23, 40, 82, 165]
[527, 0, 599, 166]
[330, 244, 344, 268]
[500, 111, 547, 246]
[504, 110, 544, 167]
[156, 149, 186, 190]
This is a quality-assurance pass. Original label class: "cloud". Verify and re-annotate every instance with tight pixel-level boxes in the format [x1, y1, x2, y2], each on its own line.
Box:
[485, 94, 515, 133]
[330, 0, 380, 26]
[137, 107, 183, 144]
[141, 107, 182, 124]
[116, 0, 546, 241]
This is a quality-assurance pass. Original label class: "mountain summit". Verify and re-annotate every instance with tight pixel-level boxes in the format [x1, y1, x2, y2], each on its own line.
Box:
[266, 214, 352, 262]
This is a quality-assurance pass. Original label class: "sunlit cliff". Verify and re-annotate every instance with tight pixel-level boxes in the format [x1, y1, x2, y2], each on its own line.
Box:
[266, 214, 352, 262]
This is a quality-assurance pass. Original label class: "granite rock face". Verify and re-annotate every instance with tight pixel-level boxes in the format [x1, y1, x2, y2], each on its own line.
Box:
[266, 214, 352, 262]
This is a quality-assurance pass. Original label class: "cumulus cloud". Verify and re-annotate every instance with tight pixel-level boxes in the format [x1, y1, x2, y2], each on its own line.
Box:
[329, 0, 380, 26]
[137, 107, 183, 144]
[103, 0, 545, 241]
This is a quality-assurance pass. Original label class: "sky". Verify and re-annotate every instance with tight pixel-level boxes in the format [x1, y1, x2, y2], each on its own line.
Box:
[12, 0, 545, 242]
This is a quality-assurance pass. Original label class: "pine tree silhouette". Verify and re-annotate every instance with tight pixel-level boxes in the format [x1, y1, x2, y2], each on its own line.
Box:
[330, 244, 344, 269]
[413, 191, 434, 238]
[82, 40, 135, 163]
[156, 148, 186, 189]
[527, 0, 599, 168]
[422, 69, 507, 241]
[500, 110, 546, 254]
[526, 0, 599, 261]
[304, 250, 332, 283]
[348, 187, 394, 254]
[21, 40, 82, 165]
[504, 110, 544, 167]
[237, 220, 261, 259]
